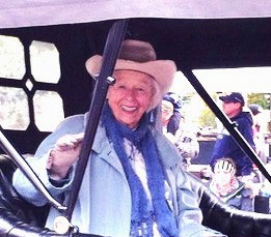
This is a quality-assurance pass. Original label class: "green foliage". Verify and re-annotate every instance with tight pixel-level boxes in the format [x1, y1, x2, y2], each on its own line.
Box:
[198, 106, 216, 128]
[248, 93, 270, 110]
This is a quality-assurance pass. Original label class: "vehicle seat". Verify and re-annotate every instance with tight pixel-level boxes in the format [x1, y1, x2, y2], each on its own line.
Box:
[0, 154, 49, 227]
[0, 154, 102, 237]
[0, 154, 64, 236]
[1, 154, 271, 237]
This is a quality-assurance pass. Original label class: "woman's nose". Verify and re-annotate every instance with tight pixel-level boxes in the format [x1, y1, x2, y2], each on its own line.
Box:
[125, 88, 137, 99]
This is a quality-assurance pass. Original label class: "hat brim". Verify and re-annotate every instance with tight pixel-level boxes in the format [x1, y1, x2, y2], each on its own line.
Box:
[219, 95, 229, 102]
[219, 95, 236, 104]
[85, 55, 176, 97]
[219, 95, 244, 106]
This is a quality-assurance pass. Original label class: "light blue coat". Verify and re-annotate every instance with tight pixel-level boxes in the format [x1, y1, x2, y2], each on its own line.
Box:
[13, 113, 225, 237]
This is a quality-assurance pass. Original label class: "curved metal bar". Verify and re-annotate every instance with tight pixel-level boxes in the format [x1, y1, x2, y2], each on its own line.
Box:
[0, 129, 66, 211]
[181, 68, 271, 183]
[64, 19, 129, 221]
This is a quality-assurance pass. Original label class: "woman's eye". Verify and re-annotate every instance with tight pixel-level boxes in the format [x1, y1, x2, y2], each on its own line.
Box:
[136, 87, 146, 93]
[115, 85, 126, 90]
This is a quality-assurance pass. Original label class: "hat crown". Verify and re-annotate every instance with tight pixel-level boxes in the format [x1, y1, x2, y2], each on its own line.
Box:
[119, 39, 157, 62]
[85, 39, 177, 111]
[219, 92, 245, 106]
[249, 103, 263, 116]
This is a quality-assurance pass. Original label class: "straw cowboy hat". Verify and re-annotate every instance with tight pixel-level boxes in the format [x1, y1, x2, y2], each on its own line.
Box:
[85, 39, 177, 111]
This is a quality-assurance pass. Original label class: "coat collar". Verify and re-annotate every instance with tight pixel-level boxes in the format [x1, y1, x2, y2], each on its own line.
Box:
[83, 113, 125, 175]
[83, 113, 180, 173]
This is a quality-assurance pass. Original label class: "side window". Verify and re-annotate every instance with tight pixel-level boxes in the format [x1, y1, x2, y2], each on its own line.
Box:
[0, 35, 64, 132]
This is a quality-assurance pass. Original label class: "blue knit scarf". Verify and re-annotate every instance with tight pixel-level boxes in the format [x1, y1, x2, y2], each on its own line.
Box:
[101, 103, 178, 237]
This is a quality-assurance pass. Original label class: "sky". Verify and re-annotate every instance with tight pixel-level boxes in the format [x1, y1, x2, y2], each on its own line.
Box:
[170, 67, 271, 94]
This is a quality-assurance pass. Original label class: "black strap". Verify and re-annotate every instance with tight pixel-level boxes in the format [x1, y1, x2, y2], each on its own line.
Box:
[64, 19, 129, 221]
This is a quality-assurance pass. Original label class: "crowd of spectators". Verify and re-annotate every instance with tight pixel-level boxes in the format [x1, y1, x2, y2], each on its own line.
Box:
[161, 91, 271, 214]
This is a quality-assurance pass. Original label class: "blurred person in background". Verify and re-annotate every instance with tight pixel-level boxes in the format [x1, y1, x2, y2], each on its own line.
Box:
[208, 157, 254, 212]
[174, 116, 199, 170]
[163, 92, 182, 135]
[249, 104, 267, 164]
[161, 98, 199, 170]
[161, 99, 176, 143]
[211, 92, 255, 180]
[248, 103, 267, 184]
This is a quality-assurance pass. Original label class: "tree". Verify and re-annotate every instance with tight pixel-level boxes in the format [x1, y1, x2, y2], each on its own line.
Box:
[248, 93, 270, 110]
[198, 106, 216, 128]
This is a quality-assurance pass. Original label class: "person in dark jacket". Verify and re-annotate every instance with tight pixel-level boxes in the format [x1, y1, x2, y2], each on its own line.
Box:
[211, 92, 255, 177]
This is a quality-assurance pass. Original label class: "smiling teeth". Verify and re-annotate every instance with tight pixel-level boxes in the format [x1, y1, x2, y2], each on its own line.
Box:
[122, 106, 136, 111]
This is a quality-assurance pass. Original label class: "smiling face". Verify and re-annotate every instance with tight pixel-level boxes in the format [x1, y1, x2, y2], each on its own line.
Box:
[214, 169, 234, 186]
[107, 70, 156, 129]
[214, 159, 236, 187]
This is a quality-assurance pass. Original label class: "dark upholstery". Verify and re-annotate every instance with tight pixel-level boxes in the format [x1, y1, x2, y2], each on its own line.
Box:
[0, 155, 100, 237]
[1, 154, 271, 237]
[191, 172, 271, 237]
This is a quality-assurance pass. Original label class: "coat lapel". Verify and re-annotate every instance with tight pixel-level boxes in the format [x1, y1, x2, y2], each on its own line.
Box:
[87, 118, 126, 178]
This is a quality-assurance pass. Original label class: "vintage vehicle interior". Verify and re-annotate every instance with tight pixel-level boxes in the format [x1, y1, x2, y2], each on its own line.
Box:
[1, 1, 271, 237]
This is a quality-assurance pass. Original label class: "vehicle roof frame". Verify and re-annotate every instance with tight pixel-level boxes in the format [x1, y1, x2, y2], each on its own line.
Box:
[0, 16, 271, 233]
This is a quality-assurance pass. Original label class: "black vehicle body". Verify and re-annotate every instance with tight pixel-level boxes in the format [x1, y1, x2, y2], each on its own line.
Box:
[1, 1, 271, 237]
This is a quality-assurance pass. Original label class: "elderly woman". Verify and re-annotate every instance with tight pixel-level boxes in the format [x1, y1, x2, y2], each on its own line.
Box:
[13, 40, 225, 237]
